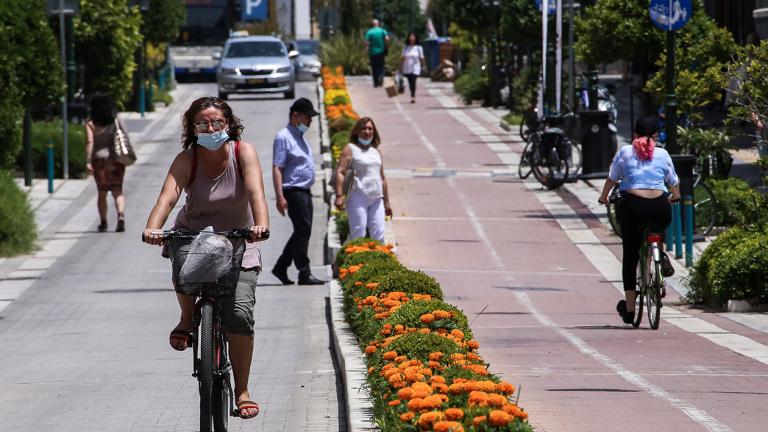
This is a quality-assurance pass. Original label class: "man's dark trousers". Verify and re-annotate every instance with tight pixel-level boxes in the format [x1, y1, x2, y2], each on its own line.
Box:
[275, 188, 313, 278]
[370, 53, 385, 87]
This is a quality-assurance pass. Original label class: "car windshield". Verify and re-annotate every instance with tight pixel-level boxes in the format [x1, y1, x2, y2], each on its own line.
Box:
[295, 40, 319, 55]
[226, 41, 285, 58]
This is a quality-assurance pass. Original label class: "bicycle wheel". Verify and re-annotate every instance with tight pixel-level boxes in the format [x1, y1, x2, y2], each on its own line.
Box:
[632, 263, 643, 328]
[518, 141, 534, 179]
[213, 332, 231, 431]
[693, 181, 717, 236]
[519, 110, 536, 141]
[646, 253, 662, 330]
[199, 303, 215, 432]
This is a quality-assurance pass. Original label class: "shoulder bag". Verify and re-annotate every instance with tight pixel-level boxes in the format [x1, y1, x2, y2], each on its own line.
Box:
[113, 119, 137, 166]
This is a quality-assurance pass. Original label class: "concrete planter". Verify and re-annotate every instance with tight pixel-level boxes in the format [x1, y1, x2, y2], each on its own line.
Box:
[726, 299, 768, 313]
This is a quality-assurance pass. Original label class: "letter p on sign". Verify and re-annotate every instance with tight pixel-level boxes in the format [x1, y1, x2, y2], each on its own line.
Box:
[243, 0, 267, 21]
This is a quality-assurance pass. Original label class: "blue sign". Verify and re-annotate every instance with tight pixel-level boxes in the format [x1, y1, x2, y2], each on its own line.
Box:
[649, 0, 692, 31]
[242, 0, 267, 21]
[535, 0, 556, 16]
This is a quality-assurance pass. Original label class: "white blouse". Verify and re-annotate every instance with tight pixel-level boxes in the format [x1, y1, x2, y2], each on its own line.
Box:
[401, 45, 424, 76]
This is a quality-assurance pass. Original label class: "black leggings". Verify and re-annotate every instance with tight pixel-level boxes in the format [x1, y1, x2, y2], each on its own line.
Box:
[616, 194, 671, 292]
[405, 73, 418, 97]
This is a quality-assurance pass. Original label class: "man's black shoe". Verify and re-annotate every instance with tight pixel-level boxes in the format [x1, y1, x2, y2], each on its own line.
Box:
[298, 274, 325, 285]
[271, 267, 294, 285]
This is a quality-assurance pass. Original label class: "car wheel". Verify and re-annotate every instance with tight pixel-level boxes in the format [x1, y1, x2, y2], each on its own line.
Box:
[284, 89, 295, 99]
[218, 91, 228, 100]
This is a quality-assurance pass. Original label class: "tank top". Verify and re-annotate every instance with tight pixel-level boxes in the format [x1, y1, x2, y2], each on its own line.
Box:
[349, 143, 383, 198]
[173, 142, 261, 269]
[89, 121, 116, 160]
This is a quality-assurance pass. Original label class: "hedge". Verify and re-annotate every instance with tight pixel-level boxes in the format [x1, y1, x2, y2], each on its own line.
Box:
[0, 170, 37, 257]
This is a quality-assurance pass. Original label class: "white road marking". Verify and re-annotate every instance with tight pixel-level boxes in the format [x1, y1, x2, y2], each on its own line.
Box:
[515, 292, 733, 432]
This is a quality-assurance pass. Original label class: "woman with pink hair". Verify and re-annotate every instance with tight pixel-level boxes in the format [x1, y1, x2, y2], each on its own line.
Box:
[599, 117, 681, 325]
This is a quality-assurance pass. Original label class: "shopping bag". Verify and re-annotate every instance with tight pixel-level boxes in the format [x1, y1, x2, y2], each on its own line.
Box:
[383, 77, 397, 98]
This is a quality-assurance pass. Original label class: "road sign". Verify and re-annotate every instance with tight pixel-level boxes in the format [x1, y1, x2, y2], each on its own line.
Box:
[242, 0, 268, 21]
[45, 0, 79, 16]
[649, 0, 692, 31]
[535, 0, 556, 15]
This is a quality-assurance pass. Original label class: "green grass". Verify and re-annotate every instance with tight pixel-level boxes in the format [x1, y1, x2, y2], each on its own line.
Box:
[503, 112, 522, 127]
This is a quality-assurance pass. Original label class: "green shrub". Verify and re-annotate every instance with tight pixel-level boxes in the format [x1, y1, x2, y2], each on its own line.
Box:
[708, 178, 768, 228]
[0, 170, 37, 257]
[319, 35, 369, 75]
[454, 64, 489, 105]
[367, 268, 443, 300]
[688, 226, 768, 305]
[341, 259, 404, 291]
[383, 332, 465, 363]
[335, 237, 381, 268]
[510, 65, 538, 114]
[383, 299, 471, 338]
[16, 120, 87, 179]
[342, 250, 398, 267]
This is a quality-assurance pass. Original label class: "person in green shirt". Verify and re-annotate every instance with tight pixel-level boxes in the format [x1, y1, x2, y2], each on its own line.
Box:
[364, 19, 390, 87]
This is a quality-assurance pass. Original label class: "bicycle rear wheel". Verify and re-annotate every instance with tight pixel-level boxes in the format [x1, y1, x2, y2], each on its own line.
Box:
[633, 263, 643, 328]
[199, 303, 215, 432]
[646, 253, 662, 330]
[518, 141, 534, 180]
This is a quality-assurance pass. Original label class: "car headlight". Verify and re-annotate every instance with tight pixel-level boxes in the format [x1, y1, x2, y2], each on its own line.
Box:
[276, 66, 291, 73]
[221, 67, 238, 75]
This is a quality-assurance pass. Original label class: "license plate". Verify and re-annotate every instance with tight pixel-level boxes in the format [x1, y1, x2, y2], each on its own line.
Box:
[247, 78, 265, 85]
[188, 68, 200, 73]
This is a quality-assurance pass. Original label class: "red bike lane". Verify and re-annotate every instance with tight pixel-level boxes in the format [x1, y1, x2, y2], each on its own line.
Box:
[345, 77, 768, 432]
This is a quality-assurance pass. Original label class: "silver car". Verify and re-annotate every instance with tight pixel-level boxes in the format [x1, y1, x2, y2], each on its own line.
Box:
[288, 39, 321, 81]
[216, 35, 297, 100]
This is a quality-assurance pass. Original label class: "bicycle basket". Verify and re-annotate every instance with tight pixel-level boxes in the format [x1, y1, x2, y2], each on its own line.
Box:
[168, 233, 246, 297]
[539, 129, 572, 162]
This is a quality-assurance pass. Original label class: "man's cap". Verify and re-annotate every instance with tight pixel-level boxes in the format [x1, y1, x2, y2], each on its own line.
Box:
[290, 97, 319, 117]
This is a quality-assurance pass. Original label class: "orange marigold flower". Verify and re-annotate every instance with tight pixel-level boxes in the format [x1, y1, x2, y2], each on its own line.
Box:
[419, 328, 431, 334]
[428, 361, 441, 369]
[428, 352, 444, 361]
[463, 364, 488, 375]
[420, 313, 435, 324]
[450, 329, 464, 340]
[448, 383, 465, 395]
[472, 416, 487, 427]
[412, 294, 432, 300]
[467, 353, 480, 361]
[354, 281, 363, 287]
[468, 391, 489, 406]
[365, 282, 380, 289]
[432, 309, 451, 320]
[383, 351, 397, 360]
[388, 399, 401, 406]
[364, 346, 376, 355]
[368, 367, 375, 373]
[417, 411, 444, 429]
[400, 412, 415, 422]
[398, 387, 414, 400]
[394, 355, 407, 363]
[502, 403, 523, 417]
[487, 393, 508, 407]
[411, 388, 430, 399]
[388, 373, 403, 385]
[497, 381, 516, 395]
[423, 394, 444, 410]
[430, 375, 446, 384]
[431, 382, 449, 393]
[406, 398, 423, 412]
[433, 420, 464, 432]
[411, 381, 431, 392]
[444, 407, 465, 421]
[467, 340, 480, 350]
[488, 410, 511, 426]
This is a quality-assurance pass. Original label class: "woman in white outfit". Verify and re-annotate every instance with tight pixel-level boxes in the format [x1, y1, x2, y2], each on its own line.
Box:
[333, 117, 392, 242]
[399, 32, 425, 103]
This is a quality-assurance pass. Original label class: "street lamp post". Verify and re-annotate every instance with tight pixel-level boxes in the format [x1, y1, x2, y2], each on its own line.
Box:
[130, 0, 150, 117]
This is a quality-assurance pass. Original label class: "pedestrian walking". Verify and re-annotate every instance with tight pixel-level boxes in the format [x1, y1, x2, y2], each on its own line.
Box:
[399, 32, 426, 104]
[364, 19, 389, 88]
[333, 117, 392, 242]
[142, 96, 270, 419]
[271, 98, 325, 286]
[84, 93, 129, 232]
[598, 117, 680, 325]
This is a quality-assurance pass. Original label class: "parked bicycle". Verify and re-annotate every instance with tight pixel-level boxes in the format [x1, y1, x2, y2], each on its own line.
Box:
[518, 113, 581, 189]
[146, 228, 269, 432]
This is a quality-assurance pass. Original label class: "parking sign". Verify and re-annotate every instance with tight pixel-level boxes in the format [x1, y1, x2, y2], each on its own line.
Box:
[242, 0, 268, 21]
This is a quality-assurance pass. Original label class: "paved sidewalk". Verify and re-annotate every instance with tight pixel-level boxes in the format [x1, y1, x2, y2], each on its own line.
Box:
[0, 83, 345, 431]
[346, 76, 768, 432]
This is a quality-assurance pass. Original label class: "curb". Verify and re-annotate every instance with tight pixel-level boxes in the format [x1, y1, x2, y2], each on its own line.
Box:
[329, 280, 377, 432]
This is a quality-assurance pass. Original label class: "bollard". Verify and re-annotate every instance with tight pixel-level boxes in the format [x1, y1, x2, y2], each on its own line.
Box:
[47, 139, 55, 194]
[683, 195, 694, 267]
[672, 202, 683, 259]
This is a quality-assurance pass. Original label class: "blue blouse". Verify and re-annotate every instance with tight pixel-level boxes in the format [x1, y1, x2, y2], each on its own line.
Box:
[608, 145, 679, 192]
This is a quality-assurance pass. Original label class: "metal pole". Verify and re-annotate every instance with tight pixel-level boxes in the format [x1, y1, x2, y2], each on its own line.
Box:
[59, 0, 69, 180]
[538, 1, 548, 120]
[555, 0, 562, 113]
[139, 39, 146, 117]
[47, 140, 55, 194]
[23, 108, 32, 187]
[567, 0, 574, 111]
[683, 196, 694, 267]
[665, 30, 678, 154]
[672, 202, 683, 259]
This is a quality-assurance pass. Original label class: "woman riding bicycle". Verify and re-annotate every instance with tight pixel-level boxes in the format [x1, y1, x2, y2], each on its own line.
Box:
[142, 96, 269, 419]
[598, 117, 680, 324]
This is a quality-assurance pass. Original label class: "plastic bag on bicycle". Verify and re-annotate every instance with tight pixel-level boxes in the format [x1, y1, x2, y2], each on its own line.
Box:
[538, 130, 572, 161]
[179, 229, 235, 285]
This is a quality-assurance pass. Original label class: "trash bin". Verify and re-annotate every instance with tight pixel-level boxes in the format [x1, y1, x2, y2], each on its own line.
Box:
[578, 110, 616, 179]
[424, 39, 439, 73]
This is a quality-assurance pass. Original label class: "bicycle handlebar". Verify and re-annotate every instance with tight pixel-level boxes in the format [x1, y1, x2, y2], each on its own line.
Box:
[143, 228, 270, 242]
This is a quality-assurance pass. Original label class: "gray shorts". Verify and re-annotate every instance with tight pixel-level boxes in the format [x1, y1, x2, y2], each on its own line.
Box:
[219, 269, 259, 336]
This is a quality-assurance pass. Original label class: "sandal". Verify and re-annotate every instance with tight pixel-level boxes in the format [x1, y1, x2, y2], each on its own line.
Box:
[169, 328, 193, 351]
[236, 400, 260, 419]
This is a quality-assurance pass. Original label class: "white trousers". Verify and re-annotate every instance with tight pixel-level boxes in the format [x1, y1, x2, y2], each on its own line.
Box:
[346, 190, 385, 243]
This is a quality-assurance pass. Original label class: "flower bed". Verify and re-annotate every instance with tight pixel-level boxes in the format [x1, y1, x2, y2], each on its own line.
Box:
[321, 66, 359, 166]
[336, 237, 533, 432]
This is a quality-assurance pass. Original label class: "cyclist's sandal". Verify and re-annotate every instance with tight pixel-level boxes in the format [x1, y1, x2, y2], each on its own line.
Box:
[169, 329, 193, 351]
[236, 400, 260, 419]
[661, 253, 675, 277]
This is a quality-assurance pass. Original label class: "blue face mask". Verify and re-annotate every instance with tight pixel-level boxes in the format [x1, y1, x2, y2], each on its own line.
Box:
[196, 130, 229, 150]
[358, 137, 372, 146]
[297, 123, 309, 134]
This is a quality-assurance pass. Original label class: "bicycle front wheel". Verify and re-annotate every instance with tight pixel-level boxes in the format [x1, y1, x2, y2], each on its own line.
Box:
[213, 334, 231, 431]
[199, 303, 215, 432]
